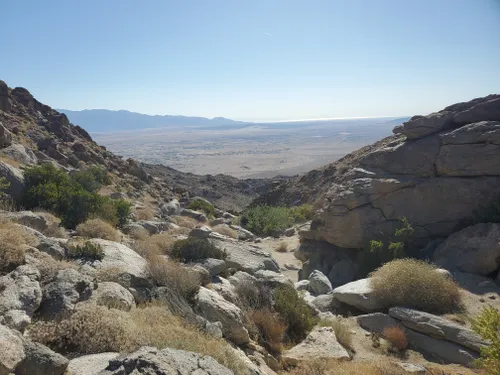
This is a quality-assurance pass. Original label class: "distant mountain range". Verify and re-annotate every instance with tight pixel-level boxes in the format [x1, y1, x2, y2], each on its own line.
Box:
[57, 109, 249, 133]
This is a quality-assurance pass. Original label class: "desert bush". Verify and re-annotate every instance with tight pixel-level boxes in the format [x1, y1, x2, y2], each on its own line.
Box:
[147, 255, 201, 301]
[133, 232, 177, 258]
[76, 218, 120, 241]
[248, 309, 287, 355]
[171, 238, 227, 263]
[134, 206, 156, 221]
[0, 221, 35, 274]
[317, 317, 353, 352]
[36, 211, 68, 238]
[471, 306, 500, 374]
[370, 259, 462, 314]
[95, 266, 127, 284]
[30, 304, 247, 375]
[187, 199, 215, 217]
[289, 204, 314, 222]
[172, 216, 199, 230]
[276, 241, 288, 253]
[274, 284, 317, 343]
[22, 164, 131, 228]
[234, 282, 273, 311]
[128, 226, 149, 241]
[0, 176, 9, 196]
[287, 359, 409, 375]
[211, 224, 237, 239]
[67, 240, 105, 261]
[383, 326, 408, 352]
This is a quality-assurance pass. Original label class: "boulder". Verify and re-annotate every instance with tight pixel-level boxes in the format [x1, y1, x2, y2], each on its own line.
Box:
[196, 258, 227, 277]
[282, 327, 350, 366]
[328, 260, 355, 288]
[228, 270, 258, 287]
[37, 268, 95, 319]
[195, 286, 250, 345]
[294, 280, 310, 291]
[356, 312, 400, 334]
[88, 239, 150, 288]
[15, 341, 68, 375]
[453, 97, 500, 125]
[393, 111, 454, 139]
[0, 81, 11, 112]
[229, 225, 256, 241]
[254, 270, 292, 288]
[0, 324, 25, 375]
[0, 144, 37, 165]
[0, 266, 42, 331]
[395, 363, 426, 374]
[308, 270, 333, 295]
[332, 278, 383, 312]
[388, 307, 487, 352]
[160, 199, 181, 216]
[1, 211, 50, 233]
[67, 353, 119, 375]
[189, 225, 212, 239]
[98, 346, 233, 375]
[210, 238, 280, 275]
[181, 208, 208, 222]
[209, 277, 239, 304]
[0, 122, 12, 148]
[36, 237, 67, 260]
[90, 282, 136, 311]
[0, 161, 24, 200]
[309, 293, 336, 313]
[432, 223, 500, 275]
[222, 212, 236, 220]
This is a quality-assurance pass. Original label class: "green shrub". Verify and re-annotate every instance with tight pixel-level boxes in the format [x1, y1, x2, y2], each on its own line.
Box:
[22, 164, 130, 229]
[171, 238, 227, 263]
[0, 177, 9, 196]
[187, 199, 215, 217]
[68, 241, 105, 261]
[274, 284, 317, 343]
[471, 306, 500, 374]
[289, 204, 314, 223]
[370, 259, 462, 314]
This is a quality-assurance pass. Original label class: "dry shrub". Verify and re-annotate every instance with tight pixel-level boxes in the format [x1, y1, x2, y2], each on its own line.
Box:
[211, 224, 237, 239]
[276, 241, 288, 253]
[134, 206, 156, 221]
[128, 227, 149, 241]
[0, 197, 20, 212]
[76, 218, 120, 242]
[147, 255, 201, 301]
[317, 318, 354, 352]
[248, 309, 287, 355]
[172, 216, 199, 229]
[383, 326, 408, 351]
[134, 232, 177, 258]
[0, 156, 21, 168]
[36, 211, 68, 238]
[0, 221, 34, 274]
[96, 266, 127, 284]
[370, 259, 462, 314]
[234, 282, 273, 311]
[30, 304, 247, 375]
[287, 358, 408, 375]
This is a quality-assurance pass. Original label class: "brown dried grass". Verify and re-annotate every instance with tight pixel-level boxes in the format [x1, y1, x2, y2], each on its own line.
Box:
[248, 309, 287, 355]
[0, 220, 35, 274]
[383, 326, 408, 351]
[76, 218, 120, 242]
[211, 224, 237, 239]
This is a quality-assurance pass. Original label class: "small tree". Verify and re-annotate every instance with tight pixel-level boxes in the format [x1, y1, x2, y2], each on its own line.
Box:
[471, 306, 500, 374]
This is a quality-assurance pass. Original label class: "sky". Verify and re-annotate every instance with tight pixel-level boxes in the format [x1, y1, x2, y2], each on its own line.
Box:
[1, 0, 500, 122]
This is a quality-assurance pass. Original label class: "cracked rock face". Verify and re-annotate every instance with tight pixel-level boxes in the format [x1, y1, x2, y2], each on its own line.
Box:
[304, 95, 500, 249]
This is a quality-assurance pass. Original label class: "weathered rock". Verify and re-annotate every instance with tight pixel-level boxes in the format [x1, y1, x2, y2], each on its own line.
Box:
[222, 212, 236, 220]
[0, 144, 37, 165]
[395, 363, 426, 374]
[189, 225, 212, 238]
[284, 227, 295, 237]
[388, 307, 487, 352]
[0, 324, 25, 375]
[294, 280, 310, 291]
[332, 278, 383, 312]
[228, 270, 258, 287]
[209, 277, 239, 304]
[282, 327, 350, 365]
[181, 208, 208, 222]
[1, 211, 50, 233]
[0, 123, 12, 147]
[356, 312, 400, 334]
[90, 282, 136, 311]
[0, 266, 42, 331]
[99, 346, 233, 375]
[0, 81, 11, 112]
[393, 111, 454, 139]
[36, 237, 67, 260]
[328, 260, 355, 288]
[160, 199, 181, 216]
[196, 258, 227, 277]
[0, 161, 24, 199]
[254, 270, 292, 288]
[432, 223, 500, 275]
[67, 353, 119, 375]
[89, 239, 150, 288]
[210, 238, 280, 275]
[453, 97, 500, 125]
[308, 270, 333, 295]
[229, 225, 256, 241]
[15, 341, 69, 375]
[38, 268, 95, 319]
[195, 286, 250, 345]
[309, 293, 336, 313]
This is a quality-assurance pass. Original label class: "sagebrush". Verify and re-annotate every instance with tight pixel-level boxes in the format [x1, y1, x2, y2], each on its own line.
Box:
[76, 218, 120, 241]
[471, 306, 500, 375]
[171, 238, 227, 263]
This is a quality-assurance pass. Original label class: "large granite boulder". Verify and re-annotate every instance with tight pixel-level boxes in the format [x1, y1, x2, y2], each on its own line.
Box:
[432, 223, 500, 275]
[67, 353, 120, 375]
[0, 324, 25, 375]
[308, 270, 333, 295]
[98, 346, 233, 375]
[15, 341, 69, 375]
[0, 161, 24, 199]
[0, 143, 37, 165]
[331, 278, 383, 312]
[0, 123, 12, 148]
[89, 282, 136, 311]
[195, 286, 250, 345]
[282, 327, 350, 366]
[0, 81, 11, 112]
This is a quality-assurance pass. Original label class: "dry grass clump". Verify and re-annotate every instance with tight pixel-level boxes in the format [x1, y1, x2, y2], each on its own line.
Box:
[0, 155, 21, 168]
[234, 282, 273, 311]
[317, 317, 354, 352]
[248, 309, 287, 355]
[211, 224, 237, 239]
[29, 304, 247, 375]
[133, 206, 156, 221]
[25, 249, 75, 285]
[285, 359, 409, 375]
[128, 226, 149, 241]
[276, 241, 288, 253]
[0, 220, 35, 274]
[36, 211, 68, 238]
[383, 326, 408, 351]
[172, 216, 199, 229]
[0, 197, 20, 212]
[96, 266, 127, 284]
[76, 218, 120, 242]
[134, 232, 178, 258]
[370, 259, 462, 314]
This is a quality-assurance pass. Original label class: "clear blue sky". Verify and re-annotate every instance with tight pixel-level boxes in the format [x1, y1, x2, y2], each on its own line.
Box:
[2, 0, 499, 121]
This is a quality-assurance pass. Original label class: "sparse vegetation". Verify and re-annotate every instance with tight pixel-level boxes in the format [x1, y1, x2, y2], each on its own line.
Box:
[36, 211, 68, 238]
[285, 359, 409, 375]
[171, 238, 227, 263]
[211, 224, 238, 238]
[128, 226, 149, 241]
[370, 259, 462, 314]
[29, 303, 247, 375]
[187, 199, 215, 217]
[133, 232, 178, 258]
[276, 241, 288, 253]
[274, 284, 317, 343]
[241, 204, 313, 236]
[76, 218, 120, 241]
[248, 309, 287, 355]
[0, 176, 9, 196]
[67, 240, 105, 261]
[382, 326, 408, 352]
[0, 220, 35, 274]
[172, 216, 199, 230]
[471, 306, 500, 375]
[22, 163, 131, 229]
[134, 206, 156, 221]
[234, 281, 273, 311]
[317, 317, 354, 352]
